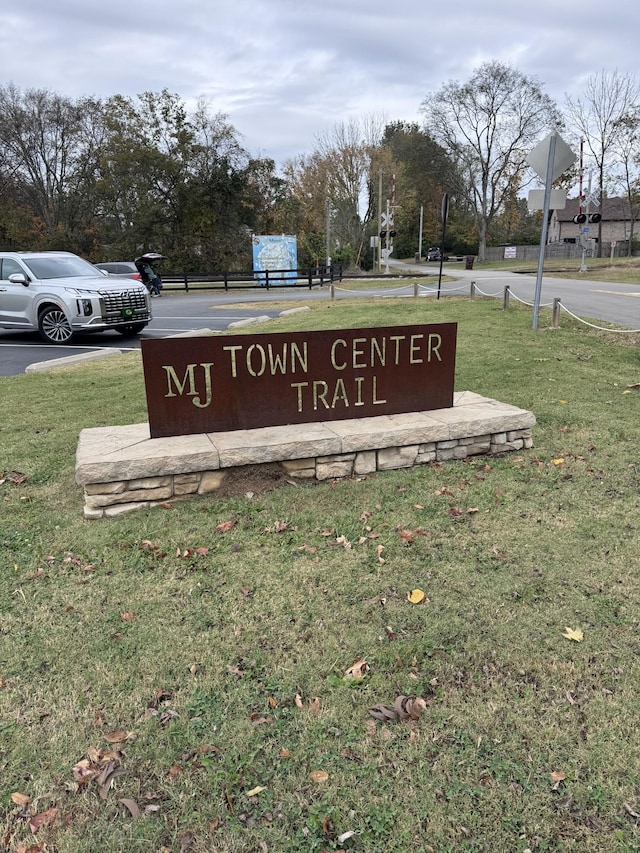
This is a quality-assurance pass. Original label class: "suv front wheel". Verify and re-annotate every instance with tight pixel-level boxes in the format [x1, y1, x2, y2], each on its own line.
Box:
[38, 305, 74, 344]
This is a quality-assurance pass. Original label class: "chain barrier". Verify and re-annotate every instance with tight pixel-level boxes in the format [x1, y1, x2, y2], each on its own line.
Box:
[331, 277, 640, 334]
[558, 302, 640, 334]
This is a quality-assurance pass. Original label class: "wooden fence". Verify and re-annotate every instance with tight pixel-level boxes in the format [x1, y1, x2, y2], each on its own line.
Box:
[160, 264, 342, 292]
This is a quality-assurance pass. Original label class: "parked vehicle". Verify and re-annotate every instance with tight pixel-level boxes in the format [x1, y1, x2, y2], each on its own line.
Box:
[95, 261, 142, 280]
[134, 253, 166, 296]
[426, 247, 449, 262]
[0, 251, 152, 344]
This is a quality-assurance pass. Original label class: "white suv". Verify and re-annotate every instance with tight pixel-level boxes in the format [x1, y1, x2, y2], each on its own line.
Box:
[0, 251, 152, 344]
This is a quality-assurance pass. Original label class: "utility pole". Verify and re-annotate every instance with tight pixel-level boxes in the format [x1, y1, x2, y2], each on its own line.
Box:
[384, 199, 390, 274]
[418, 205, 424, 260]
[325, 198, 331, 267]
[378, 170, 383, 272]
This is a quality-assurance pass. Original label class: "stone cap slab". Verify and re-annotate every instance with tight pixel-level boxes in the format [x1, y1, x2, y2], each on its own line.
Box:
[211, 422, 342, 467]
[76, 425, 220, 485]
[75, 392, 536, 486]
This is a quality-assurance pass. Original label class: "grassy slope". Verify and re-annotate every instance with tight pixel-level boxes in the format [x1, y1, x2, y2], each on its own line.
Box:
[1, 297, 639, 853]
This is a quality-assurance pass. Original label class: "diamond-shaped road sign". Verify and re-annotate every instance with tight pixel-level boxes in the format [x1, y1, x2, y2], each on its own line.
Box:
[526, 133, 576, 183]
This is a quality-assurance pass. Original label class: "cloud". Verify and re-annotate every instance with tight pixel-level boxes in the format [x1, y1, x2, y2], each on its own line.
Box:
[0, 0, 638, 166]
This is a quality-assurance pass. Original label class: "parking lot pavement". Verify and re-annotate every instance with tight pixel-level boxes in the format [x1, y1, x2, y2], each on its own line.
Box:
[0, 294, 290, 375]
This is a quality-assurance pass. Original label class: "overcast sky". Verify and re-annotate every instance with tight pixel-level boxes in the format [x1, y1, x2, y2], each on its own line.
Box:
[1, 0, 638, 171]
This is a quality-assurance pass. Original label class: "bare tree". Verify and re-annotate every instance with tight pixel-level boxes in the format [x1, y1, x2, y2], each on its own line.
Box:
[0, 83, 98, 241]
[610, 108, 640, 254]
[421, 61, 561, 260]
[565, 69, 640, 254]
[282, 115, 385, 267]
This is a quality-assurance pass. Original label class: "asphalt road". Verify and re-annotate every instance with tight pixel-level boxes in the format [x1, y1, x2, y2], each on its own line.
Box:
[1, 266, 638, 376]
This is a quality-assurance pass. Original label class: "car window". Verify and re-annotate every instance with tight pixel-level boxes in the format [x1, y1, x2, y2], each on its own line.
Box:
[22, 255, 100, 280]
[1, 258, 24, 280]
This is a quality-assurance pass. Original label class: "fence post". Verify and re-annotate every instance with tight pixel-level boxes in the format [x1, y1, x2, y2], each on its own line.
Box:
[183, 272, 189, 293]
[308, 267, 313, 289]
[265, 269, 270, 290]
[414, 282, 418, 298]
[330, 285, 335, 300]
[470, 281, 476, 300]
[503, 285, 510, 310]
[224, 271, 228, 291]
[552, 298, 561, 328]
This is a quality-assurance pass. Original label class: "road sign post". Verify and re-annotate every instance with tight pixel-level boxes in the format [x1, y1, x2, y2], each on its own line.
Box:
[526, 133, 576, 330]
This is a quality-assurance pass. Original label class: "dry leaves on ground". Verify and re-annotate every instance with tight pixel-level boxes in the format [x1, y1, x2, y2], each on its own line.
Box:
[368, 695, 427, 722]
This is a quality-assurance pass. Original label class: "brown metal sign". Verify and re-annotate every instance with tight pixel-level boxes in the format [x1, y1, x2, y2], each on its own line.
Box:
[141, 323, 457, 438]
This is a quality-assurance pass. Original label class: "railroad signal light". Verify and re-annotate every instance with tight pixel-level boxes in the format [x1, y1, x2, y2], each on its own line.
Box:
[389, 230, 396, 238]
[589, 213, 601, 223]
[573, 213, 587, 224]
[379, 230, 387, 239]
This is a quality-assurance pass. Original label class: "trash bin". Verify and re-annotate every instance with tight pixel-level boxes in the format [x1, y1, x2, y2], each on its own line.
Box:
[465, 255, 475, 270]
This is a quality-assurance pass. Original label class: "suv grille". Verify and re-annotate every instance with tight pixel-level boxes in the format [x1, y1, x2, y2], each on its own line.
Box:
[100, 288, 147, 311]
[100, 288, 149, 323]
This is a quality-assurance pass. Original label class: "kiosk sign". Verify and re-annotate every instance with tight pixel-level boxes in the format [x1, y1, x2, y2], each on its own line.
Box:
[141, 323, 457, 438]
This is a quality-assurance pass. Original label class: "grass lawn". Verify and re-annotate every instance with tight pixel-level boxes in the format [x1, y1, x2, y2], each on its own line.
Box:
[1, 296, 640, 852]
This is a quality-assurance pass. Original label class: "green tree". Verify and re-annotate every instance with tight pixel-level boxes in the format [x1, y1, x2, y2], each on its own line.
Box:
[380, 122, 465, 258]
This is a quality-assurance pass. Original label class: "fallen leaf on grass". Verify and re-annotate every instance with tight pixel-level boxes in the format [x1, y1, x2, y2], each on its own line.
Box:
[11, 792, 31, 808]
[376, 544, 385, 564]
[245, 786, 266, 797]
[343, 659, 369, 680]
[399, 529, 415, 545]
[334, 534, 352, 551]
[72, 759, 99, 785]
[369, 695, 427, 722]
[550, 770, 567, 790]
[120, 611, 136, 622]
[337, 830, 356, 843]
[407, 589, 426, 604]
[294, 694, 320, 713]
[623, 802, 640, 819]
[104, 730, 135, 743]
[2, 470, 27, 484]
[562, 627, 584, 642]
[119, 798, 140, 818]
[309, 770, 329, 783]
[215, 519, 237, 533]
[29, 806, 58, 834]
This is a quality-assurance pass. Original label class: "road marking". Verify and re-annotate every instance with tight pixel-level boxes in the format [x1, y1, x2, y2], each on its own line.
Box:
[591, 289, 640, 297]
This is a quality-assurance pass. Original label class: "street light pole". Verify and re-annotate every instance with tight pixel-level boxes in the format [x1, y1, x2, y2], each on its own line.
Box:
[325, 199, 331, 268]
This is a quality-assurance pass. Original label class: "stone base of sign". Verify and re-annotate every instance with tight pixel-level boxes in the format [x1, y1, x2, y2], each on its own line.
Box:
[75, 392, 535, 518]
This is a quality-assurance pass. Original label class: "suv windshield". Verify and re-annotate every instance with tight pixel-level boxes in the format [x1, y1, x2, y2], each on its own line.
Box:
[22, 255, 101, 280]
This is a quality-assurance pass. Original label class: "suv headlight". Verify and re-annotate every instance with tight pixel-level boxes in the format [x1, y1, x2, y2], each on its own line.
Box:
[77, 298, 93, 317]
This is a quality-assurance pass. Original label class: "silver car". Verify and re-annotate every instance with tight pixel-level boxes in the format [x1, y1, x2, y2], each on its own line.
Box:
[0, 251, 152, 344]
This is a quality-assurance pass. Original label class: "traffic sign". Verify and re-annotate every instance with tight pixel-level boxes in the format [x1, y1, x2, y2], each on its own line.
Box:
[526, 132, 576, 183]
